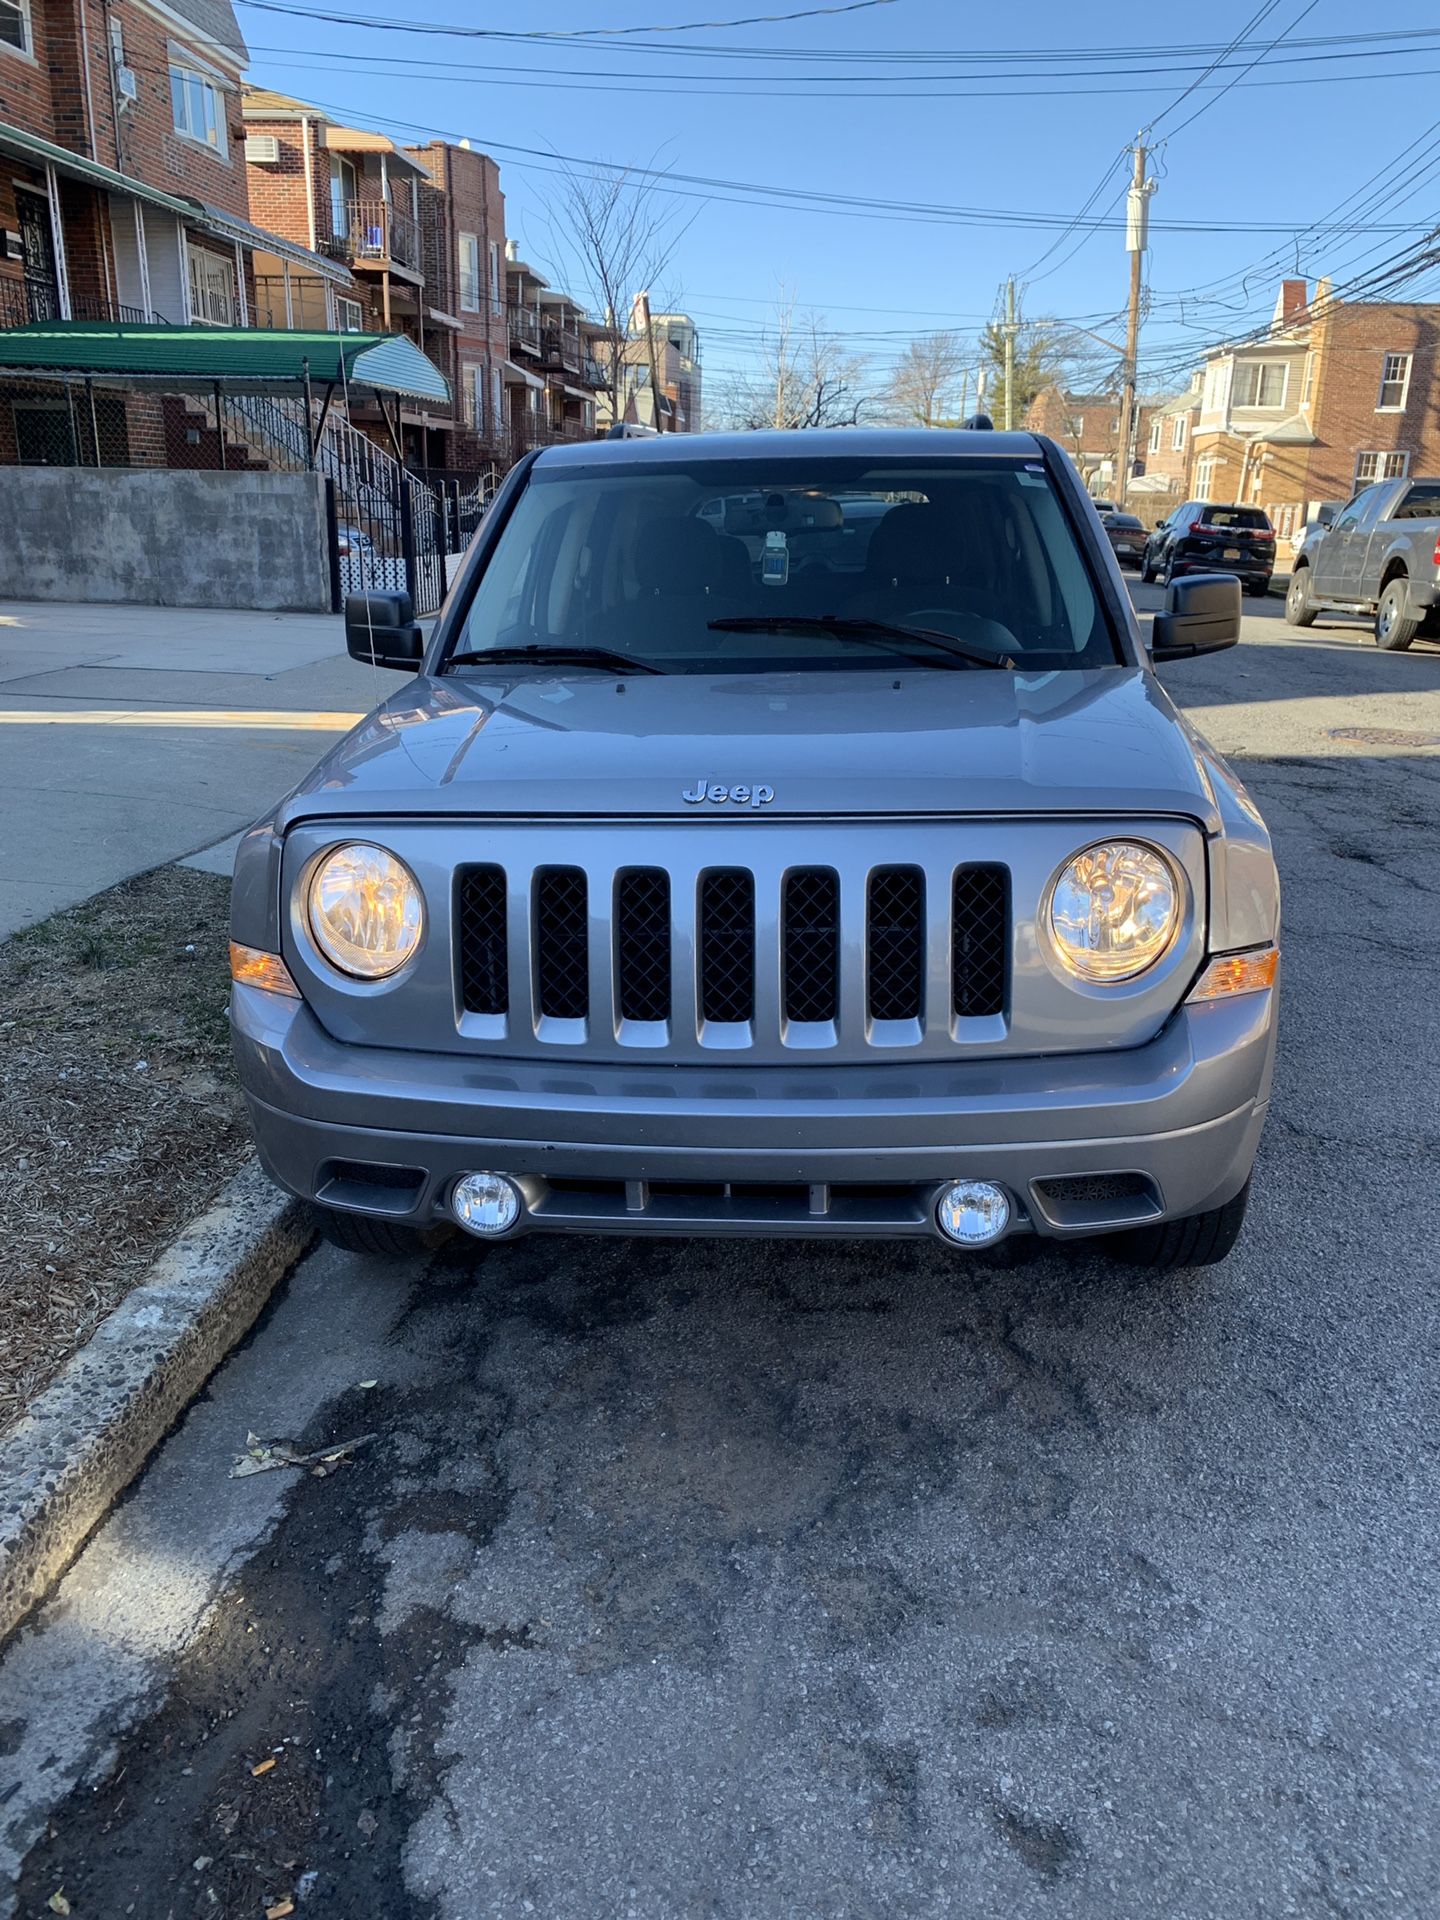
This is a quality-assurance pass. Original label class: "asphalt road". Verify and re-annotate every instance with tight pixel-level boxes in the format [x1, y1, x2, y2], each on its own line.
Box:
[4, 587, 1440, 1920]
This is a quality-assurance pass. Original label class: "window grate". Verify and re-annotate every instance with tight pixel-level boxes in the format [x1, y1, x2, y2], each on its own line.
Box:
[952, 866, 1008, 1017]
[699, 870, 755, 1024]
[535, 867, 589, 1019]
[783, 869, 839, 1023]
[456, 865, 508, 1015]
[616, 868, 671, 1023]
[867, 867, 925, 1021]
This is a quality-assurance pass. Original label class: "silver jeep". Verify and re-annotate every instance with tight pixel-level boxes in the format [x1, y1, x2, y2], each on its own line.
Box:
[230, 429, 1278, 1269]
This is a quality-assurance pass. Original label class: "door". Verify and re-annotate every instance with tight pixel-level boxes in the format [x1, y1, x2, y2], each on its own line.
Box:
[1310, 487, 1379, 597]
[329, 155, 357, 249]
[16, 190, 60, 321]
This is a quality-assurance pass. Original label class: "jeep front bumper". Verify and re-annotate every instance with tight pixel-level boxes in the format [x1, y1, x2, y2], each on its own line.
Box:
[232, 980, 1277, 1245]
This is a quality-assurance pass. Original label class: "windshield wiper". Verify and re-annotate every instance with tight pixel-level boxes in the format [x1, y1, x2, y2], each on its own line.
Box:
[706, 613, 1012, 670]
[445, 644, 662, 676]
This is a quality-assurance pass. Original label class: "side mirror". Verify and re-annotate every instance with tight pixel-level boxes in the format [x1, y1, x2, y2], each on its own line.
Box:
[344, 592, 424, 672]
[1149, 572, 1241, 662]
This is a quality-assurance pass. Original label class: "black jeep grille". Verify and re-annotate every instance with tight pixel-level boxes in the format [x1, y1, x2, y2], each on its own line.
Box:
[952, 865, 1008, 1017]
[699, 869, 756, 1024]
[867, 866, 925, 1020]
[783, 868, 839, 1023]
[534, 867, 589, 1019]
[453, 852, 1011, 1046]
[456, 865, 508, 1015]
[616, 868, 672, 1022]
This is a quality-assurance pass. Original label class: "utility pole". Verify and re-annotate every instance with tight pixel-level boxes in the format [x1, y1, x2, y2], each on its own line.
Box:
[1115, 138, 1155, 509]
[638, 290, 666, 433]
[1002, 276, 1018, 430]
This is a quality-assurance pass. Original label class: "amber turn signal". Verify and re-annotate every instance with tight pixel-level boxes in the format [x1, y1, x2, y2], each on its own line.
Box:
[1186, 947, 1279, 1003]
[229, 941, 300, 998]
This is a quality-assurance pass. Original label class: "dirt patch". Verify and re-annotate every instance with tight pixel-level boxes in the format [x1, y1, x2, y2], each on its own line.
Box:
[0, 866, 248, 1432]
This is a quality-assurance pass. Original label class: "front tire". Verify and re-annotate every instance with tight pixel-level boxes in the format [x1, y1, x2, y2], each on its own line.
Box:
[1284, 567, 1316, 627]
[1105, 1179, 1251, 1272]
[1140, 551, 1157, 584]
[310, 1205, 456, 1258]
[1375, 577, 1420, 651]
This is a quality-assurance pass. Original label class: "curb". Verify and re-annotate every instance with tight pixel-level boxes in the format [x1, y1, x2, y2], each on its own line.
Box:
[0, 1162, 312, 1646]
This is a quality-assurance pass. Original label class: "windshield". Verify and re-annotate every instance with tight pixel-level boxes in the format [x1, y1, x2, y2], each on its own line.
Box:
[448, 456, 1121, 674]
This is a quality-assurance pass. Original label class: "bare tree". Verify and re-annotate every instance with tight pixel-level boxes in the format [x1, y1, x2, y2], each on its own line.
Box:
[716, 292, 873, 431]
[980, 316, 1115, 428]
[542, 158, 695, 431]
[883, 330, 971, 427]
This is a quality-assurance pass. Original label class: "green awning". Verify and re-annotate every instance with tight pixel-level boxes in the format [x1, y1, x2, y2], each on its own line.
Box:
[0, 323, 451, 403]
[0, 121, 198, 224]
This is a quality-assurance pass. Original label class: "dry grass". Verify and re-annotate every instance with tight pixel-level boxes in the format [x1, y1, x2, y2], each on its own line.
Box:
[0, 866, 250, 1434]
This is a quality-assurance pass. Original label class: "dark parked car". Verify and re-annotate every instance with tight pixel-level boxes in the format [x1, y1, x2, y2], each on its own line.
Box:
[1100, 510, 1148, 569]
[1143, 503, 1276, 597]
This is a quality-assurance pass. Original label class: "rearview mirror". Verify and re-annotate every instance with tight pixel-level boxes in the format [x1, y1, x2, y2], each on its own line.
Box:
[345, 592, 424, 672]
[1149, 573, 1240, 663]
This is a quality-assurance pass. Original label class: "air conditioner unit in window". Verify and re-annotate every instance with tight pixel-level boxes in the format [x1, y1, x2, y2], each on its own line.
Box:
[246, 134, 280, 164]
[115, 64, 138, 107]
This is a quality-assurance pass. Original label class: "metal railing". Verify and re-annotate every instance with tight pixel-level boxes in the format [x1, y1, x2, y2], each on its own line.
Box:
[0, 281, 152, 329]
[332, 199, 421, 272]
[542, 326, 582, 375]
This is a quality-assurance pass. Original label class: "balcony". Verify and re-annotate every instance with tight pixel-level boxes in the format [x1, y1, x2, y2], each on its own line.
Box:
[508, 303, 540, 356]
[542, 326, 582, 376]
[325, 199, 422, 275]
[1, 279, 154, 329]
[582, 355, 606, 389]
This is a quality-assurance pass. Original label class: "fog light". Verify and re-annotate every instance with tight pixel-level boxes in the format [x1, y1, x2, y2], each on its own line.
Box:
[935, 1180, 1011, 1248]
[451, 1171, 522, 1238]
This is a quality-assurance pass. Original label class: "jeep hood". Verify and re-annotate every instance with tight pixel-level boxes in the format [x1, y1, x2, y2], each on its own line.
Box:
[275, 665, 1225, 830]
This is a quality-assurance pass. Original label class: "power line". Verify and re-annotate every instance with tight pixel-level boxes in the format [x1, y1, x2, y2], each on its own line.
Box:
[237, 0, 897, 38]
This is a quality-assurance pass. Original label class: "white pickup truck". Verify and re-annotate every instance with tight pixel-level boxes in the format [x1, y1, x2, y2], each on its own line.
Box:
[1285, 474, 1440, 649]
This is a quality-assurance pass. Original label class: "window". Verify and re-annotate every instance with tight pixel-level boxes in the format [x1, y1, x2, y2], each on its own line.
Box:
[1232, 360, 1288, 408]
[491, 367, 502, 438]
[458, 233, 480, 312]
[0, 0, 33, 55]
[489, 241, 502, 316]
[334, 295, 364, 332]
[170, 60, 227, 156]
[1376, 352, 1412, 412]
[1194, 456, 1217, 500]
[186, 245, 236, 325]
[463, 364, 482, 430]
[1171, 416, 1186, 451]
[1302, 352, 1317, 407]
[449, 457, 1122, 676]
[1354, 450, 1410, 486]
[1148, 419, 1162, 454]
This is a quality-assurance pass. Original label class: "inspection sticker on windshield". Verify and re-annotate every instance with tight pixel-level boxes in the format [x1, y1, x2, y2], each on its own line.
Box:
[1018, 467, 1047, 486]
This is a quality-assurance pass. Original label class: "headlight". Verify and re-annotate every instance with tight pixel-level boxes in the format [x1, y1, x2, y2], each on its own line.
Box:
[1049, 840, 1180, 982]
[307, 843, 424, 979]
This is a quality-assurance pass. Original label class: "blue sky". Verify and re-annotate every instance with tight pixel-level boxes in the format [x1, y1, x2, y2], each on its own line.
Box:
[235, 0, 1440, 400]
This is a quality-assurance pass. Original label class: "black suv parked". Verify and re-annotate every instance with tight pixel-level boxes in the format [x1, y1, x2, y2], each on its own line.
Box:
[1142, 503, 1276, 597]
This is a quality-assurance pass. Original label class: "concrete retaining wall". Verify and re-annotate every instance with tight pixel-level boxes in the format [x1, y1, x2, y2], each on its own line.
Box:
[0, 468, 331, 612]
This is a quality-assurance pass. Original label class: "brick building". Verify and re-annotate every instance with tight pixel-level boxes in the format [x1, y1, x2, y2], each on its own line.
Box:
[407, 136, 509, 468]
[1132, 376, 1201, 514]
[1186, 277, 1440, 542]
[1, 0, 347, 460]
[1024, 385, 1122, 497]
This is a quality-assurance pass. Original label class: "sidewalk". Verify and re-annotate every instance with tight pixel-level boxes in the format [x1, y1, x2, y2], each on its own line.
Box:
[0, 601, 383, 938]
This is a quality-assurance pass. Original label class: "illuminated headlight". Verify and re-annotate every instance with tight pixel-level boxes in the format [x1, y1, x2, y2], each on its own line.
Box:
[307, 842, 424, 979]
[1049, 840, 1180, 982]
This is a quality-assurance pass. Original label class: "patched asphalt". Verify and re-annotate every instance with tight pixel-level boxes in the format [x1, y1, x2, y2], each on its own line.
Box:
[4, 592, 1440, 1919]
